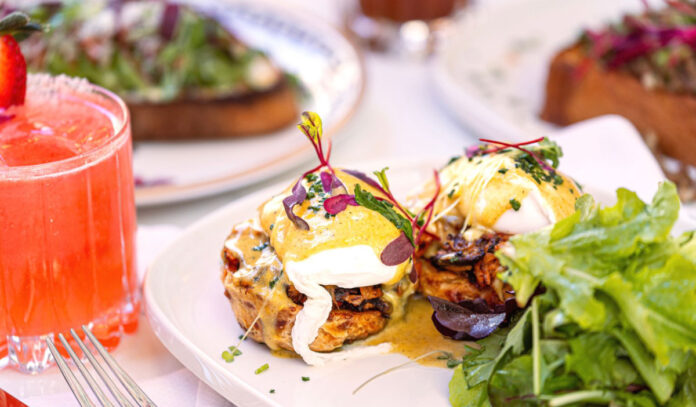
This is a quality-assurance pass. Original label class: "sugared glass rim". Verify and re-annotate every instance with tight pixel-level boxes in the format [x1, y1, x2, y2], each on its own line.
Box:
[0, 74, 131, 180]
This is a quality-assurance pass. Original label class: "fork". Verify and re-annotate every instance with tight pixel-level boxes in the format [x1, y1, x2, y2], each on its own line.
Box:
[45, 326, 157, 407]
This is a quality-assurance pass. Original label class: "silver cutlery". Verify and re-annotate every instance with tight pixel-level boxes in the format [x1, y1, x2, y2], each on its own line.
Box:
[45, 326, 157, 407]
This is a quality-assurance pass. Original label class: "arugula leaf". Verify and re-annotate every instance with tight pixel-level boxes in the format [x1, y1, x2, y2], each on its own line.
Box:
[353, 184, 414, 244]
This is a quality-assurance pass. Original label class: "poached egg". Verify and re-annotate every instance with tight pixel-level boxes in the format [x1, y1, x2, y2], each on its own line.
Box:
[411, 149, 580, 238]
[253, 170, 412, 365]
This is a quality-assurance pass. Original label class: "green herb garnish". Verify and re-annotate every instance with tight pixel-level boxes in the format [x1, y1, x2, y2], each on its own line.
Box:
[354, 184, 414, 244]
[509, 198, 521, 211]
[255, 363, 269, 375]
[446, 156, 461, 167]
[269, 271, 282, 289]
[252, 242, 269, 251]
[302, 376, 310, 382]
[221, 346, 242, 363]
[24, 2, 281, 102]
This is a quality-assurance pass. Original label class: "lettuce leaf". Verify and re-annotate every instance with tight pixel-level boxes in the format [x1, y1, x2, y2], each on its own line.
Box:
[565, 332, 642, 389]
[494, 182, 696, 404]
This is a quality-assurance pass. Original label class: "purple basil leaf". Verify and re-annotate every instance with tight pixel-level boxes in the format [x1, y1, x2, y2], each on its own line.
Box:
[321, 171, 346, 193]
[323, 194, 358, 215]
[340, 169, 383, 191]
[320, 172, 333, 193]
[428, 296, 507, 340]
[282, 179, 309, 230]
[159, 3, 180, 40]
[465, 145, 481, 159]
[409, 265, 418, 283]
[380, 232, 414, 266]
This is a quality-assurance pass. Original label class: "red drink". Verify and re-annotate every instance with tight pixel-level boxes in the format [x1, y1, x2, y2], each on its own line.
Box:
[0, 74, 138, 373]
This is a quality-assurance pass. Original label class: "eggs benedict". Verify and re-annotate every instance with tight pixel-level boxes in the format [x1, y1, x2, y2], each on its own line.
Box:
[221, 112, 435, 365]
[409, 138, 581, 306]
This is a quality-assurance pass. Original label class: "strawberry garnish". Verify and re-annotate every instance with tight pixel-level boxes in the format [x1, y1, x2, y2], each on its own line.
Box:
[0, 12, 42, 109]
[0, 34, 27, 108]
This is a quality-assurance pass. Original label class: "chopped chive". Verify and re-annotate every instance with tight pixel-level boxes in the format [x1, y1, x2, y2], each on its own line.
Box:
[269, 223, 274, 230]
[252, 242, 269, 251]
[498, 168, 508, 174]
[447, 189, 455, 199]
[269, 275, 280, 289]
[255, 363, 269, 375]
[509, 198, 521, 211]
[446, 156, 460, 166]
[301, 376, 310, 382]
[222, 346, 241, 363]
[269, 389, 275, 394]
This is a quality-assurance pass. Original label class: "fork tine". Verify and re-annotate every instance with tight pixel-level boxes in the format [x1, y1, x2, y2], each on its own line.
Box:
[70, 329, 135, 407]
[58, 333, 115, 407]
[82, 326, 158, 407]
[46, 336, 95, 407]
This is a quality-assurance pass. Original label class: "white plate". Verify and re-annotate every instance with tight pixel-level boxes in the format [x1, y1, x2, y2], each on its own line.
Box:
[431, 0, 660, 140]
[143, 118, 693, 407]
[134, 0, 364, 206]
[144, 159, 454, 407]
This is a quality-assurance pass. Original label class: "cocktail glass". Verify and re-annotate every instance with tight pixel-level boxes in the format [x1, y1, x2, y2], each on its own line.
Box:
[0, 74, 138, 374]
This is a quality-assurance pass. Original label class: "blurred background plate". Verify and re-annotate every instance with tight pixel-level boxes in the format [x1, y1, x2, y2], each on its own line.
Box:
[134, 0, 364, 206]
[430, 0, 659, 141]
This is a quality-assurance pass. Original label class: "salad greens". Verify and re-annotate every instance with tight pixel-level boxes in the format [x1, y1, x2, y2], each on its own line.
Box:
[19, 1, 279, 102]
[449, 182, 696, 406]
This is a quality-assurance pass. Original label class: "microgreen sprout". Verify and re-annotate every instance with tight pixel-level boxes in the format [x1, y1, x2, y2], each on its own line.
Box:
[222, 346, 242, 363]
[281, 111, 442, 267]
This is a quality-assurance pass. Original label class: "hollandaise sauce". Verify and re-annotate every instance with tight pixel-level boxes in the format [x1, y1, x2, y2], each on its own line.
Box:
[243, 171, 413, 366]
[412, 151, 580, 239]
[365, 296, 474, 367]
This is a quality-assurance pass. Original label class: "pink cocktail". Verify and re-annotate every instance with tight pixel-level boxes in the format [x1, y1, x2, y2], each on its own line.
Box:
[0, 74, 138, 373]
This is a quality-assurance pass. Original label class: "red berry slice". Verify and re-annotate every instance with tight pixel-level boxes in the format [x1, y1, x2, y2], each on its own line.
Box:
[0, 34, 26, 109]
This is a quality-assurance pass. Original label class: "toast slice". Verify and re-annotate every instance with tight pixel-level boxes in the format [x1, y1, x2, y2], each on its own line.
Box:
[128, 81, 298, 141]
[541, 45, 696, 167]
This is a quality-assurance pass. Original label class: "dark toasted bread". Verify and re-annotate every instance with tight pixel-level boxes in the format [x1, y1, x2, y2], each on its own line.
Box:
[128, 81, 298, 141]
[541, 45, 696, 166]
